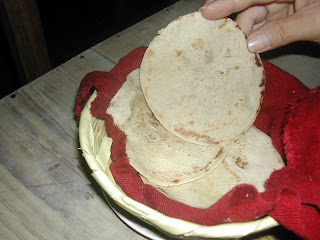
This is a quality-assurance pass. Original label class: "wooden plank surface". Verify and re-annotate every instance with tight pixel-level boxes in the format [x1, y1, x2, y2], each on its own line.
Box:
[0, 50, 147, 240]
[0, 0, 319, 239]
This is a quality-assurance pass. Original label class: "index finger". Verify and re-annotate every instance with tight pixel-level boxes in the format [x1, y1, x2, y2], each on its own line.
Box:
[201, 0, 294, 20]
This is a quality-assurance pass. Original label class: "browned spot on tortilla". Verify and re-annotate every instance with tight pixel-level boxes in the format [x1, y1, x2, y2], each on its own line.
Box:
[219, 71, 224, 75]
[192, 165, 200, 174]
[228, 111, 232, 115]
[235, 24, 242, 31]
[146, 50, 154, 75]
[150, 118, 159, 127]
[177, 65, 182, 71]
[277, 158, 284, 165]
[235, 23, 248, 39]
[255, 54, 262, 67]
[255, 89, 265, 115]
[239, 98, 243, 101]
[176, 50, 183, 57]
[225, 48, 232, 57]
[256, 104, 262, 116]
[174, 126, 218, 144]
[234, 102, 239, 107]
[215, 148, 224, 159]
[235, 157, 248, 169]
[225, 65, 239, 75]
[193, 160, 213, 174]
[222, 159, 240, 180]
[203, 161, 212, 170]
[144, 86, 149, 97]
[188, 121, 195, 125]
[172, 179, 180, 183]
[148, 111, 157, 120]
[192, 165, 199, 170]
[191, 38, 205, 51]
[174, 16, 183, 22]
[219, 20, 227, 29]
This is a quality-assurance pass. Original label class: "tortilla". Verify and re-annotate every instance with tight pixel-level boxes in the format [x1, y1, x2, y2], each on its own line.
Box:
[107, 69, 227, 186]
[140, 12, 265, 145]
[145, 126, 284, 208]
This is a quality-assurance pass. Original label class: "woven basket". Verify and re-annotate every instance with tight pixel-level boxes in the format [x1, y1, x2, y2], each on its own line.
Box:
[79, 91, 279, 239]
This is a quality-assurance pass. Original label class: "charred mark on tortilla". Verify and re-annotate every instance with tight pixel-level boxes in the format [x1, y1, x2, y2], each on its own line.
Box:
[215, 148, 224, 159]
[174, 15, 184, 22]
[174, 126, 219, 145]
[235, 157, 248, 169]
[259, 77, 266, 87]
[175, 50, 183, 57]
[203, 161, 213, 172]
[191, 38, 205, 51]
[219, 20, 227, 29]
[255, 54, 262, 67]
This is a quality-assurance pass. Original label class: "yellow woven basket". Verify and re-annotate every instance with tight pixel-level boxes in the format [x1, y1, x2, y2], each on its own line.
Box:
[79, 91, 279, 239]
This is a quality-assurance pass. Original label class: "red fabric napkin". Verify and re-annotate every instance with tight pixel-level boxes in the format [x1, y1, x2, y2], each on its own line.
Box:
[76, 47, 320, 240]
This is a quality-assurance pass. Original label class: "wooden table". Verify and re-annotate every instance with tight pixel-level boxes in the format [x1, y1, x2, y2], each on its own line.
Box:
[1, 0, 319, 239]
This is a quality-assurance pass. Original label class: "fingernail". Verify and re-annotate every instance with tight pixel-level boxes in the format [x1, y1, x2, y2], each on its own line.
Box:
[248, 32, 270, 53]
[200, 5, 208, 10]
[200, 0, 215, 10]
[200, 3, 210, 10]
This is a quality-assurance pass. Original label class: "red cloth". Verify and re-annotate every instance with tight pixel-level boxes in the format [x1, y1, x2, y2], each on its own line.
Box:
[76, 47, 320, 240]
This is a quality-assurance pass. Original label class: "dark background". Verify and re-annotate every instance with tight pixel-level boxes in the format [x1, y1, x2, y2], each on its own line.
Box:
[0, 0, 179, 98]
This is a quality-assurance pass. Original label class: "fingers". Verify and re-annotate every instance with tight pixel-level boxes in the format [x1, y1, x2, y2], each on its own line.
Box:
[201, 0, 294, 20]
[247, 4, 320, 52]
[201, 0, 236, 20]
[235, 6, 268, 35]
[201, 0, 273, 20]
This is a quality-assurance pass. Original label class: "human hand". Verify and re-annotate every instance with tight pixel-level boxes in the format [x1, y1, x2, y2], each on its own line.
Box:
[201, 0, 320, 53]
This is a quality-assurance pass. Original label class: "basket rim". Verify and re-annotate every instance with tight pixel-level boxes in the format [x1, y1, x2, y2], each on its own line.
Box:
[79, 91, 279, 239]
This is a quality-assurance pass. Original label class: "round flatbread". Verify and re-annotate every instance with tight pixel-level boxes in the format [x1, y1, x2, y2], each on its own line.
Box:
[140, 12, 265, 145]
[107, 69, 227, 186]
[146, 126, 284, 208]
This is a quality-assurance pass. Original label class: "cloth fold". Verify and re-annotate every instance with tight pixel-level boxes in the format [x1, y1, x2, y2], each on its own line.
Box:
[76, 47, 320, 240]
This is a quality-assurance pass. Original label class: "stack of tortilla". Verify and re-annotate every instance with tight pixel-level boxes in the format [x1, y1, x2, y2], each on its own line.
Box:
[107, 12, 284, 209]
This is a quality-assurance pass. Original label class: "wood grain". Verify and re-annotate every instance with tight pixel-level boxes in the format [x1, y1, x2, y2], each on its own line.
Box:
[0, 50, 146, 240]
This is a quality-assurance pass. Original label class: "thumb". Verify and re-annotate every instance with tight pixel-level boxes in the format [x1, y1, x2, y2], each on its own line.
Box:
[247, 7, 320, 53]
